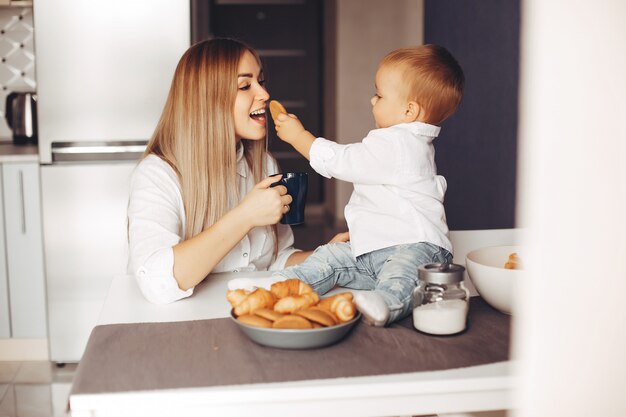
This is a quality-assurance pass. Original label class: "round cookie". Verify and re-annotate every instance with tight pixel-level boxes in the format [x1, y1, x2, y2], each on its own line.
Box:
[272, 314, 313, 329]
[295, 308, 337, 327]
[254, 308, 285, 322]
[269, 100, 287, 120]
[237, 314, 272, 328]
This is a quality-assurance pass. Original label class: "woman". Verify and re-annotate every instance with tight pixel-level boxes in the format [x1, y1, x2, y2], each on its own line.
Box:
[127, 38, 346, 304]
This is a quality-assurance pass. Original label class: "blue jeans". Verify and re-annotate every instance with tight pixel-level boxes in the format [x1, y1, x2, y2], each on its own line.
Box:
[275, 242, 452, 323]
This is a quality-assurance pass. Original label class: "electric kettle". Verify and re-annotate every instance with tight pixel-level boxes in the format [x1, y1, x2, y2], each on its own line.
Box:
[5, 91, 38, 145]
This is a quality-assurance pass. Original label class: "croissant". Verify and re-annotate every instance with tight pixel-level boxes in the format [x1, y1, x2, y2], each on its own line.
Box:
[316, 292, 356, 323]
[274, 292, 320, 314]
[226, 289, 250, 308]
[317, 292, 353, 311]
[233, 288, 277, 316]
[331, 297, 357, 322]
[270, 278, 314, 298]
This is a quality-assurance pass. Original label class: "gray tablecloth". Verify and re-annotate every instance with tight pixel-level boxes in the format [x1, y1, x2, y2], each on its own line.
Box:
[71, 297, 510, 395]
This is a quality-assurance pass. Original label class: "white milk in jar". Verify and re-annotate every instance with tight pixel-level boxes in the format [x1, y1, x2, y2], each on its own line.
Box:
[412, 263, 469, 335]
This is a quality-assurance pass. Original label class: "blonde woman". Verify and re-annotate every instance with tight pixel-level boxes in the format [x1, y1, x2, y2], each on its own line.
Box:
[127, 38, 347, 304]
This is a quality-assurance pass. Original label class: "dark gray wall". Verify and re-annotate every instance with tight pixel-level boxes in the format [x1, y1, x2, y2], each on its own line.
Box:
[425, 0, 520, 230]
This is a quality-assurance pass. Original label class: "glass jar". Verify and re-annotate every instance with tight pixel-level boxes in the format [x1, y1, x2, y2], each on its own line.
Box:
[412, 263, 469, 335]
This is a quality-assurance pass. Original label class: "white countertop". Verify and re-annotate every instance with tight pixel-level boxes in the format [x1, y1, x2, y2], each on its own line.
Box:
[72, 268, 518, 417]
[0, 142, 39, 163]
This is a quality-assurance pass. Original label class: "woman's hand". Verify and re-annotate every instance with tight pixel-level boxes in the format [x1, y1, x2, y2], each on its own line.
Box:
[238, 175, 293, 228]
[328, 231, 350, 244]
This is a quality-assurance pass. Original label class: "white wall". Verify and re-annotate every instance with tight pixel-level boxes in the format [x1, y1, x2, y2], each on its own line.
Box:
[514, 1, 626, 416]
[331, 0, 423, 221]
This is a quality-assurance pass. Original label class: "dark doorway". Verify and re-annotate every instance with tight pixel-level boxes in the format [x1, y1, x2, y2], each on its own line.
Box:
[425, 0, 520, 230]
[192, 0, 325, 205]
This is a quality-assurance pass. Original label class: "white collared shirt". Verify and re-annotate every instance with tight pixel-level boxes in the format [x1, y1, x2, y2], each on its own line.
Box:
[309, 121, 452, 258]
[127, 147, 299, 304]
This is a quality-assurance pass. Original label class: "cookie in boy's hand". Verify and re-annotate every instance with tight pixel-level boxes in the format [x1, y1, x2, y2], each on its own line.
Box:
[269, 100, 287, 121]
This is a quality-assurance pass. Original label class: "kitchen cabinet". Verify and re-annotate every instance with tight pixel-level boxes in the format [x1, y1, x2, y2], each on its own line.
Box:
[0, 0, 33, 6]
[0, 161, 47, 339]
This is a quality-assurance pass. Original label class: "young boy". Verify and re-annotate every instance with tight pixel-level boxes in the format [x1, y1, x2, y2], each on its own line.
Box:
[272, 44, 464, 326]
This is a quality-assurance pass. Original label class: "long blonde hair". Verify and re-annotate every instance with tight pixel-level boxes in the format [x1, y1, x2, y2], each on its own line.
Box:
[145, 38, 271, 241]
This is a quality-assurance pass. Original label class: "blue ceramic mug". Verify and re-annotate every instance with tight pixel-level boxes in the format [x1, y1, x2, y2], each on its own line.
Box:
[270, 172, 308, 225]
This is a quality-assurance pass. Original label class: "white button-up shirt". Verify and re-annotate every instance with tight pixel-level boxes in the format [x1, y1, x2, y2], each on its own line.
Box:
[310, 121, 452, 258]
[127, 148, 299, 304]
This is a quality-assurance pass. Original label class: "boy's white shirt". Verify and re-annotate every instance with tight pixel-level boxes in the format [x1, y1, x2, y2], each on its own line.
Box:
[309, 121, 452, 258]
[127, 147, 299, 304]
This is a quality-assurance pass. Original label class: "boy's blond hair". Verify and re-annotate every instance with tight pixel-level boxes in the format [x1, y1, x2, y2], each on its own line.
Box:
[382, 44, 465, 125]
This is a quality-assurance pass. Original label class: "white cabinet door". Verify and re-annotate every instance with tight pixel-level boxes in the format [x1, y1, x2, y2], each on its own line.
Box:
[0, 167, 10, 338]
[41, 162, 136, 362]
[2, 162, 47, 338]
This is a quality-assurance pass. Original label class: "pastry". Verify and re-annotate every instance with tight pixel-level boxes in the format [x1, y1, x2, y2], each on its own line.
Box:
[330, 297, 357, 322]
[270, 278, 314, 298]
[253, 308, 285, 322]
[227, 279, 361, 331]
[317, 292, 353, 311]
[226, 288, 250, 308]
[295, 307, 337, 327]
[274, 292, 320, 314]
[269, 100, 287, 121]
[237, 314, 272, 328]
[233, 288, 277, 316]
[272, 314, 313, 329]
[317, 293, 356, 323]
[504, 252, 522, 269]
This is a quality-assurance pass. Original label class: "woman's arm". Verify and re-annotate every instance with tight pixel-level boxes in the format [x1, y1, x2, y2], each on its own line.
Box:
[173, 175, 292, 290]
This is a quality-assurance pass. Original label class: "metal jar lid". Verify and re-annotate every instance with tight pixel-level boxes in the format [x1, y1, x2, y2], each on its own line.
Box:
[418, 263, 466, 284]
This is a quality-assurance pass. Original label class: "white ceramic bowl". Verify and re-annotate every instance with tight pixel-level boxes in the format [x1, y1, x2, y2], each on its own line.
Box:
[465, 245, 523, 314]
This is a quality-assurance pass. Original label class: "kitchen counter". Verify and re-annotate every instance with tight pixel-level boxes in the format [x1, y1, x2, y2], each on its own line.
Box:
[0, 142, 39, 163]
[68, 271, 517, 417]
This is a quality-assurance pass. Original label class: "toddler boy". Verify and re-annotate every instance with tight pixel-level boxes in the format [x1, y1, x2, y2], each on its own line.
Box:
[272, 44, 464, 326]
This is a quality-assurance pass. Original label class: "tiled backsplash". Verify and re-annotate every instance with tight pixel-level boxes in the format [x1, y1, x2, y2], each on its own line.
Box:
[0, 7, 35, 140]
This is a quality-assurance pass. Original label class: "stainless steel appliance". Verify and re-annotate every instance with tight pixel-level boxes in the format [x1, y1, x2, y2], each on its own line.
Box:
[34, 0, 189, 362]
[5, 91, 37, 145]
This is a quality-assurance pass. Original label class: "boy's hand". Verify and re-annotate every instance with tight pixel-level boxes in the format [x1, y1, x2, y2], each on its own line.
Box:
[274, 113, 306, 143]
[269, 100, 315, 160]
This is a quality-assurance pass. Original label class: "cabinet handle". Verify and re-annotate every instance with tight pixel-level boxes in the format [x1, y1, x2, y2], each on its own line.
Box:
[18, 170, 26, 234]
